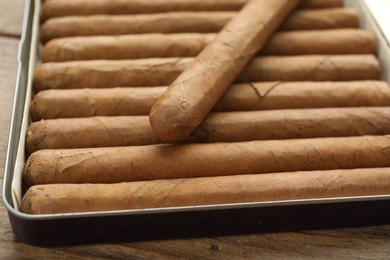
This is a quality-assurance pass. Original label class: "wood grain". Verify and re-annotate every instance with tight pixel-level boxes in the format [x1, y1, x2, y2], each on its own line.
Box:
[1, 0, 390, 258]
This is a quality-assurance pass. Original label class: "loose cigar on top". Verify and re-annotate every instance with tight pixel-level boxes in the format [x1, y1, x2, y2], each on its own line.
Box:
[42, 29, 376, 62]
[29, 81, 390, 121]
[33, 55, 380, 92]
[40, 8, 359, 43]
[149, 0, 301, 141]
[22, 167, 390, 215]
[26, 107, 390, 154]
[23, 135, 390, 187]
[40, 0, 343, 22]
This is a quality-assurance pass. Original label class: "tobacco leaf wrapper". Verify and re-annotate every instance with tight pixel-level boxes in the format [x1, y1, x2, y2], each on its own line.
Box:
[40, 0, 343, 22]
[22, 167, 390, 214]
[150, 0, 301, 140]
[26, 107, 390, 154]
[33, 55, 380, 92]
[30, 81, 390, 120]
[40, 8, 358, 43]
[42, 29, 375, 62]
[23, 135, 390, 186]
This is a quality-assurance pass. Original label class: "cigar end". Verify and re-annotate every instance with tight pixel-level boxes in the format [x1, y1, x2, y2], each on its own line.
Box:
[40, 22, 51, 44]
[21, 186, 40, 214]
[33, 65, 47, 93]
[149, 102, 195, 141]
[25, 122, 45, 156]
[23, 150, 57, 187]
[41, 40, 57, 63]
[22, 185, 60, 214]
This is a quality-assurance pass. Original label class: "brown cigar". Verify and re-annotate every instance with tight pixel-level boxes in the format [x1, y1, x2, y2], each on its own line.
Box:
[42, 29, 376, 62]
[25, 107, 390, 154]
[29, 81, 390, 121]
[40, 0, 246, 22]
[40, 12, 233, 44]
[149, 0, 300, 141]
[33, 55, 380, 92]
[40, 8, 358, 43]
[280, 8, 358, 30]
[42, 33, 216, 62]
[260, 29, 376, 55]
[23, 135, 390, 186]
[21, 167, 390, 214]
[40, 0, 343, 22]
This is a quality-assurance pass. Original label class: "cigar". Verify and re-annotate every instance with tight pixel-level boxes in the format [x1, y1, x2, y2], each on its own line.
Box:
[149, 0, 300, 141]
[22, 167, 390, 214]
[260, 29, 376, 55]
[33, 55, 380, 92]
[42, 29, 376, 62]
[40, 0, 343, 22]
[25, 107, 390, 154]
[42, 33, 216, 62]
[40, 12, 233, 44]
[280, 8, 358, 30]
[23, 135, 390, 186]
[40, 0, 247, 22]
[30, 87, 166, 120]
[40, 8, 359, 43]
[29, 81, 390, 121]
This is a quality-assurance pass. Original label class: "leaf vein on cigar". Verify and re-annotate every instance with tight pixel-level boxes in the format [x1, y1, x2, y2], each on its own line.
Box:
[32, 125, 47, 150]
[363, 108, 390, 130]
[94, 117, 114, 146]
[311, 145, 328, 165]
[304, 55, 331, 80]
[109, 92, 134, 115]
[249, 81, 283, 99]
[238, 175, 250, 202]
[127, 149, 149, 178]
[158, 179, 188, 207]
[364, 139, 383, 163]
[205, 182, 221, 204]
[324, 56, 346, 80]
[131, 182, 150, 208]
[263, 143, 293, 169]
[57, 125, 71, 147]
[316, 174, 341, 198]
[52, 154, 61, 184]
[344, 110, 383, 133]
[60, 152, 99, 173]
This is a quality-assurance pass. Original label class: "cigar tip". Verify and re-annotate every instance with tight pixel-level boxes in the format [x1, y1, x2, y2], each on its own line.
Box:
[26, 121, 48, 155]
[149, 103, 194, 141]
[33, 65, 46, 93]
[41, 40, 56, 63]
[22, 185, 55, 214]
[23, 150, 57, 187]
[21, 186, 37, 214]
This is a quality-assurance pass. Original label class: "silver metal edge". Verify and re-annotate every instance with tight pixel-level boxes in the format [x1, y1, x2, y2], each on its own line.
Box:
[6, 0, 390, 221]
[360, 0, 390, 82]
[345, 0, 390, 82]
[8, 194, 390, 221]
[2, 0, 33, 214]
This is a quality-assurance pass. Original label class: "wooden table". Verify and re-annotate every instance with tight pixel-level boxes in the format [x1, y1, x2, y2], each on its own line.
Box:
[1, 0, 390, 258]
